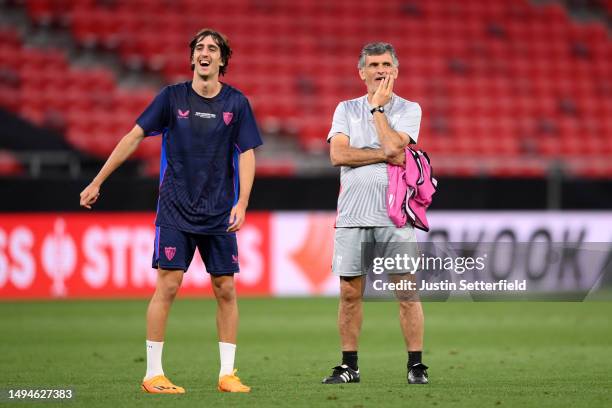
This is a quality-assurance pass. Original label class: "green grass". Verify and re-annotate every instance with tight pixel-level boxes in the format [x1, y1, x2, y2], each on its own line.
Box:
[1, 298, 611, 407]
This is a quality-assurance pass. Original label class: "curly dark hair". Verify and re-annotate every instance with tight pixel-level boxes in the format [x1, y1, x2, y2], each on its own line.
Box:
[189, 28, 232, 76]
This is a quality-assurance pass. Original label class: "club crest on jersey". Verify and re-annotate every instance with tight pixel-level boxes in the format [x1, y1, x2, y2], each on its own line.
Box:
[177, 109, 189, 119]
[165, 247, 177, 260]
[223, 112, 233, 125]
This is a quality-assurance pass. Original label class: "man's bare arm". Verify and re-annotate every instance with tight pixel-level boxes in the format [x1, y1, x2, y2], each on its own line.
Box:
[330, 133, 404, 168]
[79, 124, 146, 209]
[227, 149, 255, 232]
[373, 110, 410, 157]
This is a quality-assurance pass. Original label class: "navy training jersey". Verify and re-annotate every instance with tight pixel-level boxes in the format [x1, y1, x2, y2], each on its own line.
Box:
[136, 81, 263, 234]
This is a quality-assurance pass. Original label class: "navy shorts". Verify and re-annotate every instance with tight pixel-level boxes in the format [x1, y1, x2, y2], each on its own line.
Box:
[152, 226, 239, 275]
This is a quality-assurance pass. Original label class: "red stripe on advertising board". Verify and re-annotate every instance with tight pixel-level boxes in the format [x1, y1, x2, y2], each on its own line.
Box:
[0, 212, 271, 299]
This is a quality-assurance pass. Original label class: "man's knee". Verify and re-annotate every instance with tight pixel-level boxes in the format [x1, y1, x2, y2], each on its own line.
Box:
[340, 277, 363, 304]
[212, 276, 236, 303]
[156, 272, 183, 300]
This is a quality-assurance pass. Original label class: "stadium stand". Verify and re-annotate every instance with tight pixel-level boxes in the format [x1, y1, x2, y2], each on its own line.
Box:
[0, 25, 159, 162]
[1, 0, 610, 176]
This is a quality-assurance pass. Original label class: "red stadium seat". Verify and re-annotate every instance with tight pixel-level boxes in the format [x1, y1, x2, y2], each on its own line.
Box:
[2, 0, 608, 177]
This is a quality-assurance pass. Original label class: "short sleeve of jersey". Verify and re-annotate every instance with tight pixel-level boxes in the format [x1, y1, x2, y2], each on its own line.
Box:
[136, 87, 171, 137]
[235, 97, 263, 152]
[327, 102, 349, 142]
[396, 102, 422, 144]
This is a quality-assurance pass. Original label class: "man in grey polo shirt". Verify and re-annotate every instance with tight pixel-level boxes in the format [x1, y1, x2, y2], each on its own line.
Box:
[322, 42, 429, 385]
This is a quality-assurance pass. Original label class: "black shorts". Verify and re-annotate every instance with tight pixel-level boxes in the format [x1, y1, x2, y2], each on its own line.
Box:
[152, 225, 239, 275]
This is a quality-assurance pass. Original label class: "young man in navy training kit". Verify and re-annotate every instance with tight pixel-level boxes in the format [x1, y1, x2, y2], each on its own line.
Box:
[323, 42, 429, 385]
[79, 28, 262, 394]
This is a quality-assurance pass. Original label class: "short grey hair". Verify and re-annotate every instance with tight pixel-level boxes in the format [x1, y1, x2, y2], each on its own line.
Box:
[357, 42, 399, 69]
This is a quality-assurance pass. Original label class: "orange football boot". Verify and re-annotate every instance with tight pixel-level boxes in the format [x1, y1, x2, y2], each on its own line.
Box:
[141, 375, 185, 394]
[218, 369, 251, 393]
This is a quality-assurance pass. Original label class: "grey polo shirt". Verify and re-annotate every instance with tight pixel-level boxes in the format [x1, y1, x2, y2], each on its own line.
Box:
[327, 94, 422, 227]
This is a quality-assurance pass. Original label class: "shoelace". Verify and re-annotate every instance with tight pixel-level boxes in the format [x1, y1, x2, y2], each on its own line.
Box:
[410, 363, 428, 376]
[223, 372, 244, 384]
[332, 366, 348, 375]
[223, 369, 242, 381]
[412, 367, 425, 376]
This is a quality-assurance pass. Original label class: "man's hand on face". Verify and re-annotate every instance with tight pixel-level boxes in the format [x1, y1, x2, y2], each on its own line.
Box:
[371, 74, 395, 108]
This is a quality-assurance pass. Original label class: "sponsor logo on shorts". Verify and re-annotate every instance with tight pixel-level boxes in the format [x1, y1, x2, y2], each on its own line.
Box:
[231, 254, 239, 264]
[165, 247, 176, 261]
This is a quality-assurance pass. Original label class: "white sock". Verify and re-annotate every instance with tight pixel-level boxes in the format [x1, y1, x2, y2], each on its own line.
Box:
[219, 342, 236, 378]
[145, 340, 164, 380]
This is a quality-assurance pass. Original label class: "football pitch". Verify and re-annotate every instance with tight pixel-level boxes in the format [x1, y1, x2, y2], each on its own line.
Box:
[1, 298, 611, 408]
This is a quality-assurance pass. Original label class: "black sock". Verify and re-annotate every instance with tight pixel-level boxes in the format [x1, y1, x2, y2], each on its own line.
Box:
[408, 351, 422, 367]
[342, 351, 358, 370]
